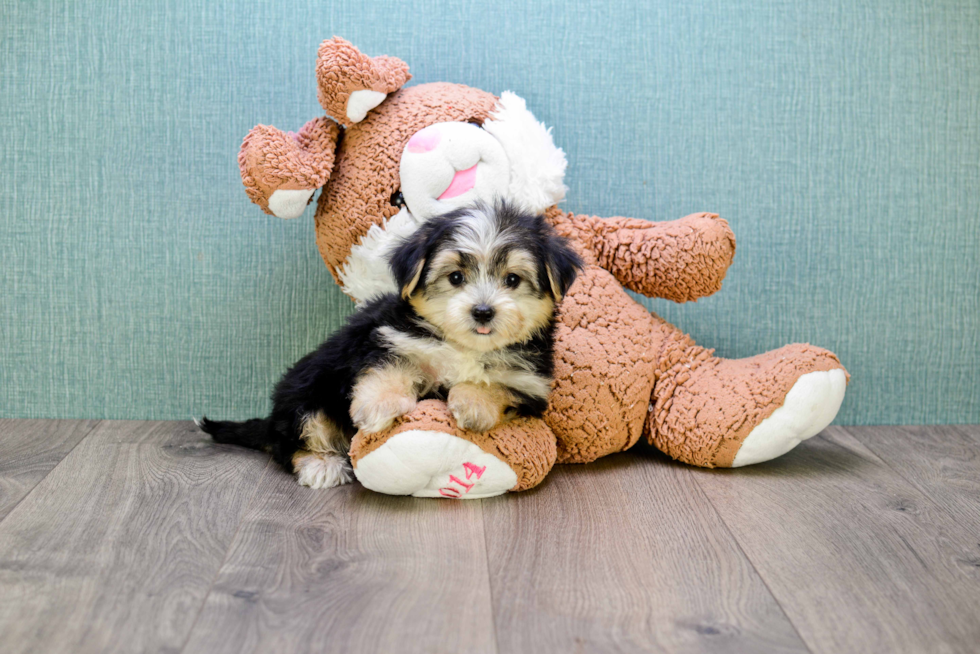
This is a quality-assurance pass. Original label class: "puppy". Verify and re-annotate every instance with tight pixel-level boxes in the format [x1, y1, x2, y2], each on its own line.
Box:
[199, 200, 582, 489]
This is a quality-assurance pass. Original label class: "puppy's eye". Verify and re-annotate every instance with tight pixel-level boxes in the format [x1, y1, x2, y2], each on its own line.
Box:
[505, 273, 521, 289]
[448, 271, 465, 286]
[390, 191, 405, 208]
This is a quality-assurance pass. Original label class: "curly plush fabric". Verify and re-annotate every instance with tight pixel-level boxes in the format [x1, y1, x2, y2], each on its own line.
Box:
[544, 265, 657, 463]
[238, 117, 339, 214]
[315, 37, 411, 128]
[647, 338, 847, 467]
[547, 209, 736, 303]
[349, 400, 557, 491]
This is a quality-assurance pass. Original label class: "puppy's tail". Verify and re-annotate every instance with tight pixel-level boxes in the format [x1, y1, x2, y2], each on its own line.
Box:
[196, 416, 271, 452]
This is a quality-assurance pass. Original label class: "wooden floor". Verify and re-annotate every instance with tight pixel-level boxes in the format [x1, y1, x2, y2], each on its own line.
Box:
[0, 421, 978, 653]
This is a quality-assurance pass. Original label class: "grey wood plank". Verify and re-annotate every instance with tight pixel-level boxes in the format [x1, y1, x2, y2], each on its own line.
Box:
[0, 419, 99, 521]
[692, 427, 980, 654]
[838, 426, 980, 538]
[957, 425, 980, 441]
[0, 420, 269, 654]
[181, 473, 497, 654]
[483, 450, 808, 654]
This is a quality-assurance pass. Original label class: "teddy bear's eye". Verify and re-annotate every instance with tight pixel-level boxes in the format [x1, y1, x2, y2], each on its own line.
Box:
[390, 191, 405, 208]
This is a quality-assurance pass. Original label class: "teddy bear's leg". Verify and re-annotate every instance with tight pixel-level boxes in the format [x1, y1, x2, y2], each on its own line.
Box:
[239, 116, 340, 218]
[647, 318, 848, 468]
[349, 400, 557, 499]
[315, 37, 412, 127]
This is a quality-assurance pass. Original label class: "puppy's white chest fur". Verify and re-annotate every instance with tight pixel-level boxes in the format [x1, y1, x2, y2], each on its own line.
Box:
[376, 326, 549, 398]
[377, 326, 502, 386]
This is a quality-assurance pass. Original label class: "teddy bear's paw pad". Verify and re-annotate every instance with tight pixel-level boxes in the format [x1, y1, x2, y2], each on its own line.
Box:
[354, 430, 517, 499]
[268, 188, 315, 219]
[346, 89, 387, 123]
[732, 369, 847, 467]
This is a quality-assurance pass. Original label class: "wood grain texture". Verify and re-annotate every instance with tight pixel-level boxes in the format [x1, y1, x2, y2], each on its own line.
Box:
[0, 419, 99, 521]
[482, 450, 807, 654]
[957, 425, 980, 441]
[3, 421, 980, 654]
[693, 427, 980, 654]
[181, 470, 497, 654]
[0, 421, 269, 654]
[843, 425, 980, 538]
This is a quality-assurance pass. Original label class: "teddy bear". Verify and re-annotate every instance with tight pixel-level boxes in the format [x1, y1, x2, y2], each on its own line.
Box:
[237, 37, 848, 499]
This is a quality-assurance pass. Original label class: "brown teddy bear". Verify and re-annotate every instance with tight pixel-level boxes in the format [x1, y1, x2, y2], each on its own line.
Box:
[238, 37, 848, 498]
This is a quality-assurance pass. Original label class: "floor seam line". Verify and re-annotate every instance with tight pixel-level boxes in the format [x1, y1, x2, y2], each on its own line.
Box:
[840, 426, 980, 541]
[176, 454, 274, 654]
[480, 498, 503, 654]
[0, 419, 103, 530]
[687, 467, 815, 654]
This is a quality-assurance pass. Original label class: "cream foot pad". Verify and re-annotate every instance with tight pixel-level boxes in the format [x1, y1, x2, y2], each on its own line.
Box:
[732, 369, 847, 467]
[354, 430, 517, 499]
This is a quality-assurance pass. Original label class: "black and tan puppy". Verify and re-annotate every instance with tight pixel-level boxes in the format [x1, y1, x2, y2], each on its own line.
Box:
[199, 200, 581, 489]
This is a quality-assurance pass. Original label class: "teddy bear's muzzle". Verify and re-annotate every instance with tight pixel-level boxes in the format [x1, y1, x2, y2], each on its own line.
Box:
[399, 121, 511, 221]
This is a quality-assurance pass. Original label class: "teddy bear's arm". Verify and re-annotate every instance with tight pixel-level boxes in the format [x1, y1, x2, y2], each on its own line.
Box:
[549, 210, 736, 303]
[238, 116, 340, 219]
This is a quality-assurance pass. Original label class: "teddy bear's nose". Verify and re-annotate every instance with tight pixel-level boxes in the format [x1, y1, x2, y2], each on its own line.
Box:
[407, 126, 441, 153]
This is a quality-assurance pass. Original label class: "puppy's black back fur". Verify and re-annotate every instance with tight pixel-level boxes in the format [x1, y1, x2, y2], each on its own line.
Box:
[201, 294, 431, 470]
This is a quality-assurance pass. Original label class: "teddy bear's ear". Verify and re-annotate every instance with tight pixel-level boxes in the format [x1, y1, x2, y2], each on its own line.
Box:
[316, 37, 411, 127]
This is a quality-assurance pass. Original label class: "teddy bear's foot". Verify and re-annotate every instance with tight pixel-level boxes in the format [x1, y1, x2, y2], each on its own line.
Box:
[354, 429, 517, 498]
[239, 117, 340, 217]
[730, 368, 846, 466]
[349, 400, 557, 498]
[648, 342, 848, 468]
[267, 189, 316, 220]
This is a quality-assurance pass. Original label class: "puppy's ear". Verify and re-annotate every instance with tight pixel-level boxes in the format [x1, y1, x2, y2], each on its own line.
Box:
[544, 235, 583, 302]
[389, 228, 431, 299]
[401, 257, 426, 299]
[389, 216, 458, 299]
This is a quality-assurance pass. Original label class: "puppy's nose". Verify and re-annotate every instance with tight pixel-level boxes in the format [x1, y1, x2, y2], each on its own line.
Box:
[471, 305, 495, 324]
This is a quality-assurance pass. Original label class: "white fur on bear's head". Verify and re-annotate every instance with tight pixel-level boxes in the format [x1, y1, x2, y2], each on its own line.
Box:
[338, 91, 568, 304]
[483, 91, 568, 213]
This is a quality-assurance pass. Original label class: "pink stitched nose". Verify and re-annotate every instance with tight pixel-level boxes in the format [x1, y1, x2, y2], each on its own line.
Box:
[407, 127, 441, 153]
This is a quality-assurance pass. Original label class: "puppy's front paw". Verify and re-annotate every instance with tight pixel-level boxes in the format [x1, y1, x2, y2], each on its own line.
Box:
[292, 450, 353, 489]
[350, 392, 417, 434]
[448, 384, 504, 433]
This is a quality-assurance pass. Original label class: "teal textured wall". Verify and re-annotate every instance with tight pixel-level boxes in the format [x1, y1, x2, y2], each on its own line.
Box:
[1, 0, 978, 423]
